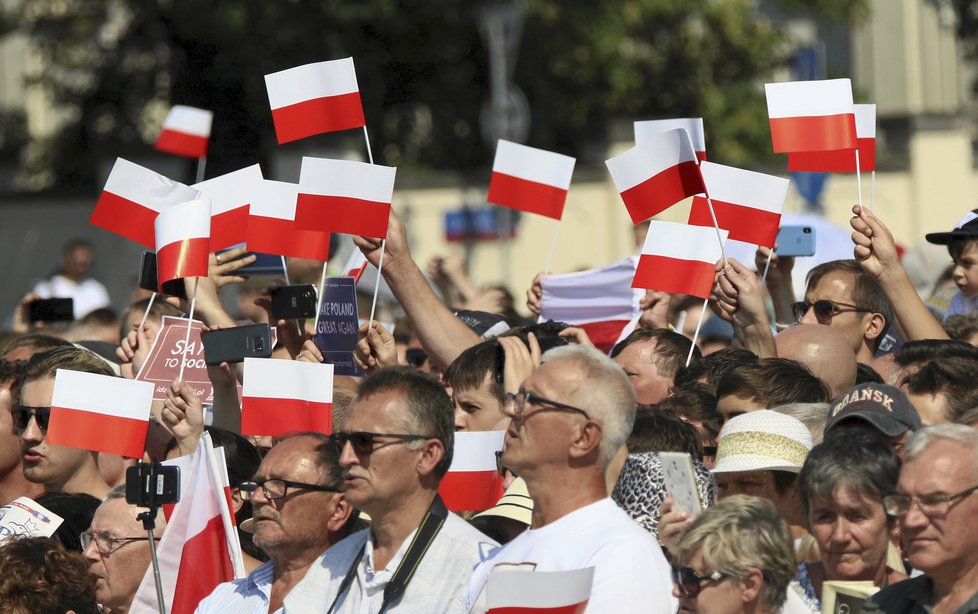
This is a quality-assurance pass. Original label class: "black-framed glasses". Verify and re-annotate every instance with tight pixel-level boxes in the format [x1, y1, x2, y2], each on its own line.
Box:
[11, 405, 51, 432]
[80, 529, 158, 556]
[238, 478, 341, 501]
[329, 431, 432, 456]
[883, 484, 978, 518]
[671, 566, 731, 598]
[504, 390, 591, 420]
[791, 299, 873, 324]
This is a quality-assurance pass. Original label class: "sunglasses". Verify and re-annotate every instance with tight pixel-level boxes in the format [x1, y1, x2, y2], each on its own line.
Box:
[791, 299, 872, 324]
[405, 348, 428, 368]
[11, 405, 51, 432]
[671, 566, 730, 598]
[329, 431, 432, 455]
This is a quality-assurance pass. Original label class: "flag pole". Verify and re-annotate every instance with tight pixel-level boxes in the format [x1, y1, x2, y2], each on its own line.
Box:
[759, 249, 774, 290]
[363, 126, 374, 165]
[178, 277, 200, 382]
[313, 261, 328, 335]
[855, 149, 863, 207]
[702, 195, 729, 267]
[137, 292, 157, 335]
[362, 123, 384, 329]
[195, 156, 207, 183]
[685, 298, 708, 367]
[870, 170, 876, 211]
[544, 221, 561, 274]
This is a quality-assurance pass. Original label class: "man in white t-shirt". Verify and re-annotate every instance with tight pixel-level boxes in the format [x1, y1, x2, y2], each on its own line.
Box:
[32, 238, 110, 320]
[466, 345, 676, 613]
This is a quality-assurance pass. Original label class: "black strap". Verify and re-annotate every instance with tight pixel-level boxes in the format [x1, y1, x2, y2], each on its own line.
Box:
[326, 495, 448, 614]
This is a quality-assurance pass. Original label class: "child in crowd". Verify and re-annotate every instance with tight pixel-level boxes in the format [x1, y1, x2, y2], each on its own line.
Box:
[926, 210, 978, 318]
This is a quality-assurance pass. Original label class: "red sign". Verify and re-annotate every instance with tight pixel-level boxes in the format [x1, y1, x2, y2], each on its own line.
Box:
[137, 316, 214, 403]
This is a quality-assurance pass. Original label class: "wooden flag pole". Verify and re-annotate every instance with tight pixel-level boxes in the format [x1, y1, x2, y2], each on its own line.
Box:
[544, 220, 562, 274]
[855, 149, 863, 207]
[684, 298, 708, 367]
[195, 156, 207, 183]
[178, 277, 200, 382]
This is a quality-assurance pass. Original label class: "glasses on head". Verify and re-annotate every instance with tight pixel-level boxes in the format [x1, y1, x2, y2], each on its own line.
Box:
[883, 485, 978, 518]
[238, 478, 341, 501]
[791, 299, 872, 324]
[671, 566, 730, 598]
[504, 390, 591, 420]
[11, 405, 51, 432]
[329, 431, 432, 456]
[80, 529, 158, 556]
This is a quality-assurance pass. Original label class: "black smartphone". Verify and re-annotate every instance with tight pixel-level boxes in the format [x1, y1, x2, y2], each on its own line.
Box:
[28, 298, 74, 323]
[138, 251, 188, 299]
[201, 323, 273, 365]
[494, 335, 569, 385]
[125, 462, 180, 507]
[270, 284, 318, 320]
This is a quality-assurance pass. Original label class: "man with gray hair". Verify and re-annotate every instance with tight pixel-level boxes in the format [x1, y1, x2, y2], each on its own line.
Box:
[466, 344, 675, 613]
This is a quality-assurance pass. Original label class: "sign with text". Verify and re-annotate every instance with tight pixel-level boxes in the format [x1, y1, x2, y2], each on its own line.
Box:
[0, 497, 64, 545]
[137, 316, 215, 402]
[314, 277, 363, 376]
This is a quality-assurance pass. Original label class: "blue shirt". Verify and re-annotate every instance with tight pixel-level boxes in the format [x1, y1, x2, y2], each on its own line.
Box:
[195, 561, 280, 614]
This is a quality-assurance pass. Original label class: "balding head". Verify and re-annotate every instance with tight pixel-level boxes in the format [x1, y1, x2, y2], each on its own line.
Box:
[775, 324, 856, 399]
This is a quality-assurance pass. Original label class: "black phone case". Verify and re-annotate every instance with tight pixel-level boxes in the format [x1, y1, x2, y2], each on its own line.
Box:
[201, 324, 273, 365]
[270, 284, 318, 320]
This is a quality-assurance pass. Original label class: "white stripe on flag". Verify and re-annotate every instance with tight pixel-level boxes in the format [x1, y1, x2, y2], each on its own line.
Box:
[103, 158, 200, 213]
[163, 106, 213, 137]
[855, 104, 876, 138]
[265, 58, 359, 110]
[250, 179, 299, 220]
[449, 431, 505, 472]
[52, 369, 153, 420]
[605, 128, 698, 191]
[634, 118, 705, 152]
[193, 165, 263, 215]
[642, 221, 728, 262]
[299, 157, 396, 202]
[155, 199, 211, 248]
[700, 162, 789, 214]
[764, 78, 853, 118]
[242, 358, 333, 403]
[487, 567, 595, 609]
[491, 140, 576, 189]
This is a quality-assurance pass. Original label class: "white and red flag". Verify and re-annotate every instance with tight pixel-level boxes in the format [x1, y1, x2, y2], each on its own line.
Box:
[90, 158, 200, 248]
[246, 179, 331, 261]
[192, 164, 263, 251]
[154, 105, 213, 159]
[241, 358, 333, 436]
[155, 199, 211, 290]
[605, 128, 705, 225]
[687, 162, 789, 249]
[633, 221, 728, 299]
[342, 249, 369, 283]
[486, 140, 576, 220]
[439, 430, 505, 512]
[634, 118, 706, 161]
[787, 103, 876, 173]
[46, 369, 153, 458]
[264, 57, 365, 145]
[765, 78, 856, 153]
[295, 157, 395, 239]
[487, 567, 595, 614]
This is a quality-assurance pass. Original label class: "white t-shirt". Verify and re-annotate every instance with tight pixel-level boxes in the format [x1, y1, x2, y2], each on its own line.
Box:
[32, 274, 110, 319]
[466, 498, 676, 614]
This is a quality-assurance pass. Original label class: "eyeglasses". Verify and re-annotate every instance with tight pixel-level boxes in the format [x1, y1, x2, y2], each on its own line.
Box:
[671, 566, 731, 598]
[238, 478, 341, 500]
[504, 390, 591, 420]
[11, 405, 51, 432]
[883, 484, 978, 518]
[329, 431, 432, 456]
[791, 300, 873, 324]
[80, 529, 158, 556]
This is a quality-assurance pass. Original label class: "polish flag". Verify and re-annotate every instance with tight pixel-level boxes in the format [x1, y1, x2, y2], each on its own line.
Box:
[90, 158, 200, 248]
[687, 162, 789, 249]
[264, 58, 365, 145]
[487, 567, 595, 614]
[439, 430, 505, 512]
[634, 118, 707, 161]
[605, 128, 705, 225]
[154, 105, 213, 159]
[342, 249, 368, 283]
[241, 358, 333, 436]
[246, 179, 331, 261]
[487, 140, 576, 220]
[155, 199, 211, 290]
[633, 221, 728, 299]
[295, 157, 395, 239]
[47, 369, 153, 458]
[765, 79, 856, 153]
[787, 104, 876, 173]
[193, 164, 263, 250]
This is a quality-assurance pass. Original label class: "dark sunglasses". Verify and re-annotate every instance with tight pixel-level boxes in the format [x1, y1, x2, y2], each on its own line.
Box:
[11, 405, 51, 432]
[791, 299, 872, 324]
[329, 431, 432, 455]
[671, 566, 730, 598]
[405, 348, 428, 367]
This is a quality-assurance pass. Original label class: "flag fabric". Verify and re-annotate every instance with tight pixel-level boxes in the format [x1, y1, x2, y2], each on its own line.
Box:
[90, 158, 200, 248]
[486, 140, 576, 220]
[47, 369, 152, 458]
[241, 358, 333, 436]
[634, 118, 706, 161]
[154, 105, 213, 159]
[246, 179, 331, 261]
[295, 157, 395, 239]
[605, 129, 705, 225]
[787, 104, 876, 173]
[342, 249, 368, 283]
[155, 199, 211, 290]
[487, 567, 595, 614]
[633, 221, 728, 299]
[192, 164, 263, 251]
[687, 161, 789, 249]
[439, 431, 505, 512]
[765, 79, 857, 153]
[264, 58, 365, 145]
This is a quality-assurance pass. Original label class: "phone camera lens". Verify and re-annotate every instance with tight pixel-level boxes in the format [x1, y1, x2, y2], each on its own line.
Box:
[254, 337, 264, 352]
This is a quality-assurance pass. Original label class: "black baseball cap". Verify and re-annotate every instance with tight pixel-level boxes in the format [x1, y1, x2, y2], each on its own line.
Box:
[825, 382, 922, 438]
[925, 210, 978, 245]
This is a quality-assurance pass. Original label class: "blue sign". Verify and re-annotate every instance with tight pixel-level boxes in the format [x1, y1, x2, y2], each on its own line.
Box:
[313, 277, 363, 376]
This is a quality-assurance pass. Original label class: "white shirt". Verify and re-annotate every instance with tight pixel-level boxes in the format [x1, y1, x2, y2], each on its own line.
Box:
[32, 274, 110, 319]
[195, 561, 284, 614]
[466, 498, 677, 614]
[284, 513, 497, 613]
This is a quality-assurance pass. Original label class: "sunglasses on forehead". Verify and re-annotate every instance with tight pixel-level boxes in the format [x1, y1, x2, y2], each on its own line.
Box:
[11, 405, 51, 432]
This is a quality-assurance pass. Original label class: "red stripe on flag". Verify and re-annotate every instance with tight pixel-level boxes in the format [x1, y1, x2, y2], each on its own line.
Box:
[241, 396, 332, 437]
[688, 196, 781, 249]
[695, 151, 707, 162]
[786, 137, 875, 173]
[47, 406, 147, 458]
[487, 172, 568, 220]
[157, 237, 210, 288]
[578, 320, 631, 355]
[769, 114, 856, 153]
[620, 161, 704, 225]
[155, 129, 209, 159]
[439, 470, 505, 512]
[294, 194, 390, 238]
[210, 207, 250, 251]
[632, 254, 716, 299]
[90, 192, 160, 248]
[246, 216, 331, 261]
[270, 92, 366, 145]
[170, 515, 235, 614]
[488, 603, 588, 614]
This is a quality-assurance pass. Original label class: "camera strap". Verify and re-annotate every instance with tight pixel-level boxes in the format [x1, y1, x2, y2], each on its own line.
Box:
[326, 495, 448, 614]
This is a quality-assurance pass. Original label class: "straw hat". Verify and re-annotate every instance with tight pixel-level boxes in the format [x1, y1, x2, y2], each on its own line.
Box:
[713, 410, 813, 474]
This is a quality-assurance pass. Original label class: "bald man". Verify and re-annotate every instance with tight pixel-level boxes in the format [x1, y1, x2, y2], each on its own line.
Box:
[775, 324, 857, 399]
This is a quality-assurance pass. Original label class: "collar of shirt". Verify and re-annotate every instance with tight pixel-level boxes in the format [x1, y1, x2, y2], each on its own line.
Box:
[362, 527, 419, 587]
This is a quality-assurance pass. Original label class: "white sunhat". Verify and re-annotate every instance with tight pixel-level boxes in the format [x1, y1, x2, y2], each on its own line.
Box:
[712, 409, 813, 474]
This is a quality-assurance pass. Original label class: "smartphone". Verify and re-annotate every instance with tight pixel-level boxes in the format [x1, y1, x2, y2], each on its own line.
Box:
[494, 336, 569, 385]
[125, 462, 180, 507]
[270, 284, 318, 320]
[774, 225, 816, 257]
[201, 324, 273, 365]
[138, 251, 188, 299]
[216, 244, 285, 276]
[28, 298, 74, 323]
[660, 452, 704, 518]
